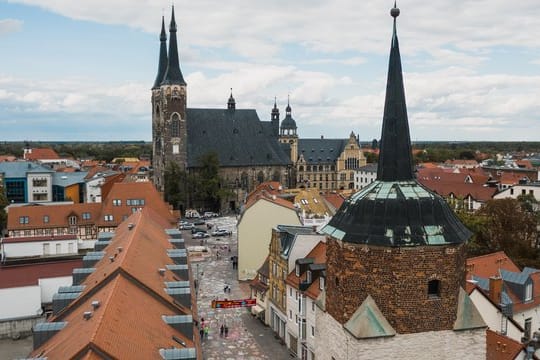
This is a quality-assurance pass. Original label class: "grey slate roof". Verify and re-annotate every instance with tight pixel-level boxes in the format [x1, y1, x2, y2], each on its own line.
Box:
[298, 139, 347, 165]
[358, 163, 378, 173]
[52, 172, 88, 187]
[0, 162, 54, 178]
[186, 108, 291, 168]
[281, 114, 297, 130]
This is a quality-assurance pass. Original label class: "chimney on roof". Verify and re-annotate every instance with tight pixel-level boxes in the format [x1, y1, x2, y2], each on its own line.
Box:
[158, 268, 166, 276]
[489, 276, 503, 304]
[109, 256, 115, 262]
[128, 223, 134, 230]
[83, 311, 93, 320]
[117, 246, 123, 253]
[91, 300, 100, 309]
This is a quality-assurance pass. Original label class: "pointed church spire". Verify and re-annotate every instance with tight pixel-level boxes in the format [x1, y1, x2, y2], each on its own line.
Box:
[376, 2, 414, 181]
[152, 16, 168, 89]
[227, 88, 236, 110]
[161, 6, 186, 86]
[286, 95, 291, 115]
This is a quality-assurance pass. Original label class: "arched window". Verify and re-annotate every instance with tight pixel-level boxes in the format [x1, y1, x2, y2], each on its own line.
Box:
[241, 172, 249, 190]
[299, 166, 304, 172]
[428, 279, 441, 298]
[345, 158, 359, 170]
[171, 114, 180, 137]
[318, 165, 323, 172]
[272, 170, 281, 182]
[257, 171, 264, 184]
[155, 104, 160, 115]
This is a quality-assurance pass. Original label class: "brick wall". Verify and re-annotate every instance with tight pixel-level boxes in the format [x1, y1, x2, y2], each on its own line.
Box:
[325, 238, 466, 334]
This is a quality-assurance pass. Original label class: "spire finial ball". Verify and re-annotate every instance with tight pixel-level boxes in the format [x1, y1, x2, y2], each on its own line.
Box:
[390, 7, 400, 18]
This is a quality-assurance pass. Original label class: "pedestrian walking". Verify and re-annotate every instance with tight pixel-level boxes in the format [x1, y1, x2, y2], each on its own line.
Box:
[220, 324, 224, 337]
[199, 326, 204, 341]
[224, 325, 229, 338]
[204, 324, 209, 339]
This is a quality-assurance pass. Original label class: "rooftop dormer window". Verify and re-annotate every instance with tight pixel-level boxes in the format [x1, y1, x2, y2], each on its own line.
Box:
[525, 282, 533, 302]
[295, 264, 300, 277]
[307, 270, 312, 284]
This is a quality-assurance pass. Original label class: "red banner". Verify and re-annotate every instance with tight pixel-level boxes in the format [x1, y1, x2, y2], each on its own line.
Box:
[211, 298, 256, 309]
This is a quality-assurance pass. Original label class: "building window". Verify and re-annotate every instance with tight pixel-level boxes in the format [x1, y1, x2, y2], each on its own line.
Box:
[104, 215, 114, 222]
[428, 279, 441, 298]
[307, 271, 312, 283]
[290, 288, 292, 297]
[295, 264, 300, 276]
[68, 216, 77, 225]
[55, 243, 61, 254]
[311, 325, 315, 337]
[82, 212, 91, 220]
[171, 113, 180, 137]
[320, 277, 325, 290]
[19, 216, 29, 224]
[43, 215, 49, 223]
[43, 243, 50, 255]
[312, 300, 315, 312]
[295, 291, 298, 301]
[525, 282, 533, 302]
[32, 178, 47, 187]
[112, 199, 121, 206]
[525, 318, 532, 341]
[289, 310, 292, 319]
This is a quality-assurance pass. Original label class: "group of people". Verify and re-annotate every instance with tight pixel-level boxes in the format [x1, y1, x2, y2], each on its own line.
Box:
[223, 284, 231, 293]
[231, 255, 238, 269]
[220, 324, 229, 337]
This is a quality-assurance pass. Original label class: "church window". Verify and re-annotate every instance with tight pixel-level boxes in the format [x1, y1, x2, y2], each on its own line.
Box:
[272, 171, 281, 182]
[299, 166, 304, 172]
[241, 172, 249, 190]
[171, 114, 180, 137]
[172, 144, 179, 154]
[257, 171, 264, 184]
[428, 279, 441, 298]
[155, 105, 160, 115]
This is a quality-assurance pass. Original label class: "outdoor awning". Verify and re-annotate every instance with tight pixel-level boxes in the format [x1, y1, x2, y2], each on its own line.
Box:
[251, 304, 265, 315]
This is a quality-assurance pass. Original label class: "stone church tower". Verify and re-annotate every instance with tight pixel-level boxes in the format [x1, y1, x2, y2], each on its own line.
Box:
[278, 97, 299, 164]
[151, 7, 187, 191]
[317, 4, 486, 359]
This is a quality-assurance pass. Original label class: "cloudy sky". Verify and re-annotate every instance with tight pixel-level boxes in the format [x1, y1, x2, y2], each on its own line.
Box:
[1, 0, 540, 142]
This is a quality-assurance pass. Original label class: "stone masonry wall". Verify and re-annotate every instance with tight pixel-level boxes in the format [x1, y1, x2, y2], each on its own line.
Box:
[315, 310, 486, 360]
[325, 238, 466, 334]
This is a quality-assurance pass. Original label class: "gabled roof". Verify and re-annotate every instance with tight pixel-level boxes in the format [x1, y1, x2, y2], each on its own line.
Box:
[321, 192, 347, 211]
[344, 295, 396, 339]
[298, 138, 347, 165]
[0, 161, 54, 178]
[97, 182, 175, 227]
[0, 259, 82, 289]
[486, 329, 526, 360]
[418, 178, 497, 202]
[285, 241, 326, 300]
[32, 208, 199, 358]
[186, 108, 291, 168]
[24, 148, 59, 161]
[7, 203, 101, 230]
[466, 251, 520, 281]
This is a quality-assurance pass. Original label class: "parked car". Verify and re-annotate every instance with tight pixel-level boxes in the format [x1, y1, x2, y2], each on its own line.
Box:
[193, 218, 206, 225]
[203, 212, 219, 218]
[179, 223, 194, 230]
[211, 229, 232, 237]
[191, 227, 207, 234]
[193, 232, 210, 239]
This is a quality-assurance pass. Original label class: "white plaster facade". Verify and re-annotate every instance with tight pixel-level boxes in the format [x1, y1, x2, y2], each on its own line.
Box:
[315, 309, 486, 360]
[237, 199, 301, 281]
[1, 237, 78, 260]
[354, 165, 377, 190]
[494, 184, 540, 202]
[85, 176, 105, 203]
[27, 172, 52, 202]
[286, 286, 318, 359]
[0, 286, 42, 320]
[469, 288, 523, 342]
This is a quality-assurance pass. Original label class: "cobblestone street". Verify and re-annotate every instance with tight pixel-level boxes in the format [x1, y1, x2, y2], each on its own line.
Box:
[190, 216, 290, 360]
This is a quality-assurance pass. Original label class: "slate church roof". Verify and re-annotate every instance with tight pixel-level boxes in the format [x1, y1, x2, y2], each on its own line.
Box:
[298, 139, 348, 165]
[186, 108, 292, 168]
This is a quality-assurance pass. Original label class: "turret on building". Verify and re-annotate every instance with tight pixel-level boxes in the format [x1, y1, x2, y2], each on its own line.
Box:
[316, 4, 486, 359]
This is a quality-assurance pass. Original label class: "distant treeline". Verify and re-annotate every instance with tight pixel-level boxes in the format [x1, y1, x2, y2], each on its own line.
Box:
[0, 141, 151, 163]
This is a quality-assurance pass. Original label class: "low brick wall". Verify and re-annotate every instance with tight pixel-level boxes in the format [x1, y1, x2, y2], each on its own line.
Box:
[0, 316, 45, 340]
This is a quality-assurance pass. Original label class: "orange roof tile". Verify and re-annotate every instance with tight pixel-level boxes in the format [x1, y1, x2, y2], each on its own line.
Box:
[322, 192, 346, 210]
[285, 241, 326, 300]
[418, 179, 497, 202]
[32, 208, 200, 359]
[0, 155, 16, 162]
[24, 148, 59, 160]
[98, 182, 175, 227]
[466, 251, 520, 280]
[7, 203, 101, 230]
[486, 329, 524, 360]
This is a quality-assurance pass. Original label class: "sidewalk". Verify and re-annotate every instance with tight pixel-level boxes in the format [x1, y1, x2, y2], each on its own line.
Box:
[193, 218, 290, 360]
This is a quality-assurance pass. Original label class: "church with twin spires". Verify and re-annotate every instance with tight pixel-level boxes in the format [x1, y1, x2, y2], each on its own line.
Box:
[151, 7, 366, 210]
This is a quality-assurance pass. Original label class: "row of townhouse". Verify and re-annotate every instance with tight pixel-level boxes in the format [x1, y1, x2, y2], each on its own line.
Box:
[1, 182, 176, 261]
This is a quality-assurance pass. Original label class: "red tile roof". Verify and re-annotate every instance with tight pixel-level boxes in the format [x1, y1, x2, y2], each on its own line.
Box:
[0, 259, 82, 289]
[418, 179, 497, 202]
[7, 203, 102, 230]
[97, 182, 175, 227]
[24, 148, 59, 161]
[466, 251, 520, 280]
[285, 241, 326, 300]
[31, 208, 201, 359]
[486, 329, 524, 360]
[322, 192, 346, 210]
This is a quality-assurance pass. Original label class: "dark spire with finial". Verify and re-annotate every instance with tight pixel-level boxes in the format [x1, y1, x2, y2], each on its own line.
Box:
[376, 1, 414, 181]
[322, 3, 471, 247]
[152, 16, 168, 89]
[271, 96, 280, 136]
[161, 6, 186, 85]
[281, 95, 297, 131]
[227, 88, 236, 110]
[286, 94, 292, 115]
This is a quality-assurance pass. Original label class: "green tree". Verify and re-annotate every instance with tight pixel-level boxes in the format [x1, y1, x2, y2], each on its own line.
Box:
[194, 152, 231, 211]
[460, 199, 540, 268]
[164, 162, 191, 212]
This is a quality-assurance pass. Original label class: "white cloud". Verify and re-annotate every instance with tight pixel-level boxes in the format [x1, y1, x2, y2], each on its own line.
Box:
[0, 18, 23, 36]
